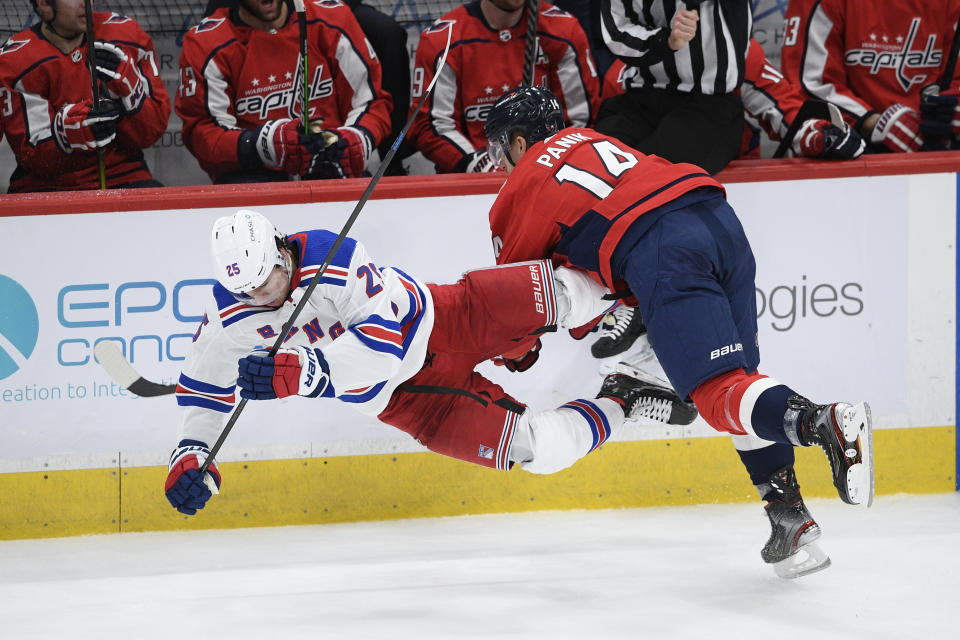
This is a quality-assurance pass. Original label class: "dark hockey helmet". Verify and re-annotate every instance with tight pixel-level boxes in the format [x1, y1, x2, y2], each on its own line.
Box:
[484, 86, 565, 168]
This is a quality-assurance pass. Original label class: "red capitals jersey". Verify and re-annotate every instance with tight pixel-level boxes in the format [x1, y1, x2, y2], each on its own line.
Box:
[603, 39, 806, 158]
[176, 0, 392, 182]
[793, 0, 960, 121]
[780, 0, 819, 85]
[0, 14, 170, 192]
[408, 1, 600, 173]
[489, 128, 723, 291]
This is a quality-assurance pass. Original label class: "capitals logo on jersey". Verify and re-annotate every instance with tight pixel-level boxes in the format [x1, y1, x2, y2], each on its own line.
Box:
[103, 13, 132, 25]
[844, 17, 943, 92]
[0, 38, 28, 56]
[195, 17, 225, 34]
[425, 19, 456, 34]
[236, 65, 333, 120]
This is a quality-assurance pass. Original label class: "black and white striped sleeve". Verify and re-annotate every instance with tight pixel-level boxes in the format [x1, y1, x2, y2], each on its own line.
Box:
[600, 0, 751, 95]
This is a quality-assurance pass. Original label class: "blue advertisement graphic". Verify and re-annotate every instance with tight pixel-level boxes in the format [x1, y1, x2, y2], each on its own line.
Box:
[0, 274, 39, 381]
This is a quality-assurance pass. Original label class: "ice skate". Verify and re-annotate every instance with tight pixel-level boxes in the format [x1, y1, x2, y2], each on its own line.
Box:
[591, 305, 647, 359]
[760, 466, 830, 579]
[597, 363, 698, 425]
[791, 396, 874, 507]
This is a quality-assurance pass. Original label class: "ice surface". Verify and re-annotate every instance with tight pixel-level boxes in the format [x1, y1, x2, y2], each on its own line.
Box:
[1, 493, 957, 639]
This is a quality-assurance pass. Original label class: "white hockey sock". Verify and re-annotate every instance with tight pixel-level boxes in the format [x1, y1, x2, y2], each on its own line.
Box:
[511, 397, 623, 475]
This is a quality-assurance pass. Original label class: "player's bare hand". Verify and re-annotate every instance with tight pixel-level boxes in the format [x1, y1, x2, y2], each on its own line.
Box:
[668, 9, 699, 50]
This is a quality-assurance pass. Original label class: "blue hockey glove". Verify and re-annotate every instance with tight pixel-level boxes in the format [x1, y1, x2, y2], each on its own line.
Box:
[165, 440, 221, 515]
[306, 126, 370, 179]
[236, 346, 331, 400]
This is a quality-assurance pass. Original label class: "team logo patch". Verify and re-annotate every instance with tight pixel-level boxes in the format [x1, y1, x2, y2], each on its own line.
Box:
[104, 13, 132, 24]
[195, 17, 225, 33]
[426, 19, 455, 34]
[543, 7, 571, 18]
[314, 0, 345, 8]
[0, 38, 28, 55]
[478, 445, 494, 460]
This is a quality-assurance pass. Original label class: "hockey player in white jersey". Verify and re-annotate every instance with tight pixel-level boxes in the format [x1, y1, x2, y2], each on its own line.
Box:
[165, 210, 698, 516]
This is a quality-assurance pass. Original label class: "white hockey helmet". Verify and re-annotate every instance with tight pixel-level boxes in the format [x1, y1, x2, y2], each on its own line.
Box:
[210, 209, 288, 302]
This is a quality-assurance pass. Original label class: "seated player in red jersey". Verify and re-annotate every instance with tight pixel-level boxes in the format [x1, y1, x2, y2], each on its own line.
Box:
[177, 0, 392, 183]
[783, 0, 960, 152]
[0, 0, 170, 192]
[407, 0, 600, 174]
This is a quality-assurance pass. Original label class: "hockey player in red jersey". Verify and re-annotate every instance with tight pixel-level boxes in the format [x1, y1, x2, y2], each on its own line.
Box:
[177, 0, 392, 183]
[785, 0, 960, 152]
[163, 209, 698, 516]
[483, 86, 876, 579]
[0, 0, 170, 192]
[407, 0, 600, 174]
[602, 39, 865, 160]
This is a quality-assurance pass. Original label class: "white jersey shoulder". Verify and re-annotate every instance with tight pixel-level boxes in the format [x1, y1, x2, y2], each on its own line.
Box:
[175, 231, 434, 446]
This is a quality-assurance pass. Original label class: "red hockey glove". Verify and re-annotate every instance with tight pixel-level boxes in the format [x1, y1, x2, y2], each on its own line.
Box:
[52, 99, 121, 154]
[93, 41, 147, 114]
[494, 338, 542, 372]
[455, 149, 498, 173]
[792, 118, 865, 159]
[307, 126, 370, 178]
[236, 346, 331, 400]
[165, 440, 221, 515]
[246, 118, 325, 175]
[919, 86, 960, 150]
[870, 104, 923, 153]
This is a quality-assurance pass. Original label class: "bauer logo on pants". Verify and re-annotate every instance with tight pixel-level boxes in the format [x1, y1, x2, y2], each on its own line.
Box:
[0, 274, 39, 381]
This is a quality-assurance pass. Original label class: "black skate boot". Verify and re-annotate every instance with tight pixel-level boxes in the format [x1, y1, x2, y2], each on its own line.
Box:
[597, 363, 698, 425]
[591, 306, 647, 359]
[760, 465, 830, 579]
[786, 395, 875, 507]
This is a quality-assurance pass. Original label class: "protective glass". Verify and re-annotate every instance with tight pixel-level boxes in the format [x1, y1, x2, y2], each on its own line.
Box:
[232, 262, 291, 307]
[487, 134, 511, 171]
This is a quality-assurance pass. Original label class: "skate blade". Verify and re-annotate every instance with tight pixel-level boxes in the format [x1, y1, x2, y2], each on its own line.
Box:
[842, 402, 875, 508]
[772, 542, 831, 580]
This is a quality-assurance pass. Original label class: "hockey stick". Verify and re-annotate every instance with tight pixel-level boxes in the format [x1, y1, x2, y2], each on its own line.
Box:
[521, 0, 540, 86]
[292, 0, 309, 132]
[93, 30, 453, 402]
[84, 0, 107, 190]
[94, 341, 176, 396]
[939, 18, 960, 92]
[773, 99, 843, 158]
[197, 25, 454, 474]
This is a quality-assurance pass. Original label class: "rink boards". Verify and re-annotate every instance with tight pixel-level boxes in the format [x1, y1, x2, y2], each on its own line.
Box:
[0, 166, 956, 539]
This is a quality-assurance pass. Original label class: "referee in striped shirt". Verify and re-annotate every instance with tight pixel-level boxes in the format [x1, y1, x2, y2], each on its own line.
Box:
[597, 0, 751, 174]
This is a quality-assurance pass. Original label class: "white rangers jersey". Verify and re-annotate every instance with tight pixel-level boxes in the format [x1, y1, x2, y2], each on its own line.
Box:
[175, 229, 434, 446]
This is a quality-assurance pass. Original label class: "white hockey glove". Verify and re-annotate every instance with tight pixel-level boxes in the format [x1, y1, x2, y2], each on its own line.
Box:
[236, 346, 332, 400]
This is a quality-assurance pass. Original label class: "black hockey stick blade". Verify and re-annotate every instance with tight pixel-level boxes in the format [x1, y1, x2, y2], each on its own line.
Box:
[94, 341, 176, 397]
[198, 25, 455, 475]
[773, 99, 842, 158]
